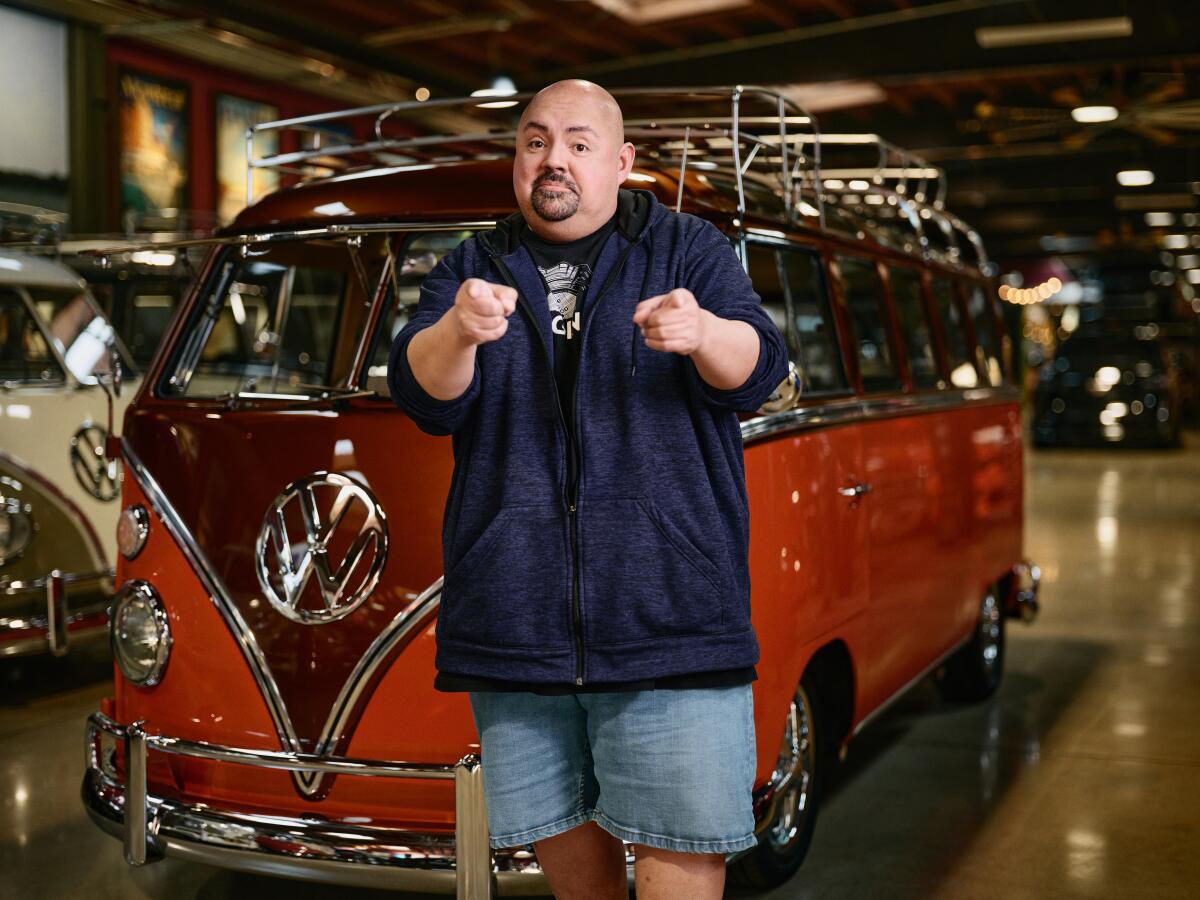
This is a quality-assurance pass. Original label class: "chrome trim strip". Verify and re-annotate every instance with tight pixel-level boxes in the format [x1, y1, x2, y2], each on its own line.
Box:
[119, 438, 301, 759]
[311, 582, 442, 761]
[91, 712, 457, 779]
[119, 437, 444, 798]
[1, 567, 113, 594]
[76, 222, 500, 258]
[0, 618, 107, 657]
[742, 385, 1019, 443]
[851, 631, 973, 738]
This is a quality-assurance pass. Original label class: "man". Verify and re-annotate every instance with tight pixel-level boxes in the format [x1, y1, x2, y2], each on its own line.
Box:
[388, 80, 788, 900]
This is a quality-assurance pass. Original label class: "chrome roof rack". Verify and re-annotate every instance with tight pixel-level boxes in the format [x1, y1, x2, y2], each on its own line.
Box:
[0, 202, 68, 247]
[239, 86, 986, 270]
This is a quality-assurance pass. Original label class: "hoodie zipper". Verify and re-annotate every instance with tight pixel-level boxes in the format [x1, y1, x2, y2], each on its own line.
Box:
[488, 235, 641, 685]
[488, 252, 586, 683]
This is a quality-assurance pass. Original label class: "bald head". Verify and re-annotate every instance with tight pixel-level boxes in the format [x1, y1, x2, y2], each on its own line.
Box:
[512, 80, 635, 241]
[519, 80, 625, 146]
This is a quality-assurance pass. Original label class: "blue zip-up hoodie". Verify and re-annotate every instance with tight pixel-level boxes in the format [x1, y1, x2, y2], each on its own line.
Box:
[388, 188, 789, 684]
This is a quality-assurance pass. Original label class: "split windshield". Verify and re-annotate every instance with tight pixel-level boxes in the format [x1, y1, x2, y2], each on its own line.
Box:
[163, 236, 382, 398]
[161, 231, 476, 400]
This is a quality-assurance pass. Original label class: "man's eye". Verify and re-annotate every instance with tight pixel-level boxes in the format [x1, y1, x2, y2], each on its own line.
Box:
[529, 139, 544, 149]
[574, 144, 589, 152]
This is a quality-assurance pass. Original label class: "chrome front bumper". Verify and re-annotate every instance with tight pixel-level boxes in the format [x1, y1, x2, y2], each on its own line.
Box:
[0, 568, 112, 657]
[84, 712, 521, 897]
[84, 710, 787, 896]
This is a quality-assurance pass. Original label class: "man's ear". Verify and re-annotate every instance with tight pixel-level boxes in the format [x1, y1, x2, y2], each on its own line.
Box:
[617, 141, 636, 182]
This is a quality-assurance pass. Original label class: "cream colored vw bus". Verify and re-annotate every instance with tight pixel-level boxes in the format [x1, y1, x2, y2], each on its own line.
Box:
[0, 247, 141, 656]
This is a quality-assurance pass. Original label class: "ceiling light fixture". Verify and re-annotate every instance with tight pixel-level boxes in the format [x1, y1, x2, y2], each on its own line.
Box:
[472, 75, 518, 109]
[975, 16, 1132, 49]
[1071, 105, 1119, 124]
[1117, 170, 1155, 187]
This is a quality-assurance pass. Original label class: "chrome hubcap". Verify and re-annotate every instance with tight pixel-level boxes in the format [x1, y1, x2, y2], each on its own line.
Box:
[766, 686, 816, 853]
[979, 589, 1002, 675]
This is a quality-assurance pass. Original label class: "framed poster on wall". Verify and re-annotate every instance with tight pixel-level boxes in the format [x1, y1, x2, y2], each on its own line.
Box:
[216, 94, 280, 225]
[117, 68, 189, 230]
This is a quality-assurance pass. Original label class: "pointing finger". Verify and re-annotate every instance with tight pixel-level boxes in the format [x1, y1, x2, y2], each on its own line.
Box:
[632, 294, 668, 324]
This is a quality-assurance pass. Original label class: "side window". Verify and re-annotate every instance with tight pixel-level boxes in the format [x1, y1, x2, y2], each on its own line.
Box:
[364, 230, 476, 395]
[0, 289, 66, 385]
[779, 247, 847, 393]
[745, 244, 795, 359]
[836, 255, 902, 392]
[966, 284, 1004, 386]
[28, 286, 126, 383]
[931, 278, 979, 388]
[887, 267, 942, 390]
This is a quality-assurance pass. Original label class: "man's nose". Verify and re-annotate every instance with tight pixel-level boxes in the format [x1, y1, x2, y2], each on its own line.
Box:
[543, 141, 569, 171]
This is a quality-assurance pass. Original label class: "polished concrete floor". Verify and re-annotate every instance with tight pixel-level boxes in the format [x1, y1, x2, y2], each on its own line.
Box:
[3, 435, 1198, 900]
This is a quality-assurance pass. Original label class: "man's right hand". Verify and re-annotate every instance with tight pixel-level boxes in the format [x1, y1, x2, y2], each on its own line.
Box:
[452, 278, 518, 345]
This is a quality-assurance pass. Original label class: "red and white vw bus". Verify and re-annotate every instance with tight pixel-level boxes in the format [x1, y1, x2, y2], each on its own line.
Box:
[82, 88, 1039, 897]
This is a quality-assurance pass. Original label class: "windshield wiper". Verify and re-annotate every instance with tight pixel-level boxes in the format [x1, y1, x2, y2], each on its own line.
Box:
[212, 383, 374, 410]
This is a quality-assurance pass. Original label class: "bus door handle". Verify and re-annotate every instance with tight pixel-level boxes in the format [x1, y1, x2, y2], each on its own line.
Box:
[838, 482, 873, 498]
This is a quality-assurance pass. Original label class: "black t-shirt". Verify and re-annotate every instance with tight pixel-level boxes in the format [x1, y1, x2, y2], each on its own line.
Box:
[521, 212, 618, 430]
[434, 214, 756, 694]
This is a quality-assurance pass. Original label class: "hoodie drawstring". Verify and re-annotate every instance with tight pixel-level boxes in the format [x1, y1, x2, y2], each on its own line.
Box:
[631, 240, 654, 378]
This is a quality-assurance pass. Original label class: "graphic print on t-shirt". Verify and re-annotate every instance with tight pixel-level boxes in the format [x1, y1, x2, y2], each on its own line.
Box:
[539, 261, 591, 340]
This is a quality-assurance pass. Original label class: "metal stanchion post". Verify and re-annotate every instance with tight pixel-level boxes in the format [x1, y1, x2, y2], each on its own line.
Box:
[454, 754, 493, 900]
[46, 570, 68, 656]
[124, 721, 149, 865]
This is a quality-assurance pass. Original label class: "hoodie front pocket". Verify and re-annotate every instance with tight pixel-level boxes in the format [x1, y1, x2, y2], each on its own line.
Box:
[580, 497, 728, 646]
[440, 504, 572, 648]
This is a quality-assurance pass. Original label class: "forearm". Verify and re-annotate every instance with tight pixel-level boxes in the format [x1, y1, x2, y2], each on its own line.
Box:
[688, 310, 760, 390]
[406, 307, 478, 401]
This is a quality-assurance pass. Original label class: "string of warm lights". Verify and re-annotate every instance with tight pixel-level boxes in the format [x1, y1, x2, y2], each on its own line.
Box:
[998, 277, 1062, 304]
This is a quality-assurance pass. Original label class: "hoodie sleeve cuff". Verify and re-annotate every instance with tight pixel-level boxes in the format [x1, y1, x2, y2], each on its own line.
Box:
[387, 325, 482, 436]
[686, 312, 787, 413]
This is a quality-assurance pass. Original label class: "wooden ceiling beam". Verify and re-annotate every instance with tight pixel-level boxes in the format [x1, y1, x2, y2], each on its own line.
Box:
[815, 0, 853, 20]
[750, 1, 794, 29]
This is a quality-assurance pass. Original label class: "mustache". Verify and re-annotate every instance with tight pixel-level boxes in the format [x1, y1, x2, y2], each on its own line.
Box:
[533, 173, 579, 193]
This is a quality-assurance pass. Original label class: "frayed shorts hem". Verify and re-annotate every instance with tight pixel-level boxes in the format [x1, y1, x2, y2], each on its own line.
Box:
[593, 810, 758, 854]
[489, 811, 592, 849]
[489, 809, 758, 855]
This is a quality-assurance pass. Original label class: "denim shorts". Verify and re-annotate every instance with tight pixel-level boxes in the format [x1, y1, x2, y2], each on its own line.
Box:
[467, 683, 758, 854]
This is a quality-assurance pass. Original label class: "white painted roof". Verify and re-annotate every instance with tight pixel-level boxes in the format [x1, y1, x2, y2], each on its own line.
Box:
[0, 249, 86, 290]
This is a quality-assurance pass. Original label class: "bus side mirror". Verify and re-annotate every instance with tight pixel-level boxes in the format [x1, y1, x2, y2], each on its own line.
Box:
[759, 360, 803, 414]
[97, 346, 123, 461]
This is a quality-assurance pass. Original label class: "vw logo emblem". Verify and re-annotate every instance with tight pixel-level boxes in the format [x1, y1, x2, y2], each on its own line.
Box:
[70, 423, 118, 502]
[255, 472, 388, 625]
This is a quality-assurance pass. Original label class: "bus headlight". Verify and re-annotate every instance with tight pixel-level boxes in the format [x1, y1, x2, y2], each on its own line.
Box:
[111, 581, 171, 686]
[117, 505, 150, 559]
[0, 496, 35, 565]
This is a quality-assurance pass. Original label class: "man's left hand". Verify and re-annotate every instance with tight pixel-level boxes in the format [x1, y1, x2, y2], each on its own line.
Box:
[632, 288, 708, 356]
